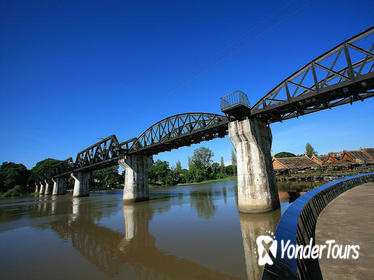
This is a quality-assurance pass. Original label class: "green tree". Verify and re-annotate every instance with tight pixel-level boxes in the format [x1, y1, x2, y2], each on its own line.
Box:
[29, 158, 61, 185]
[0, 173, 3, 192]
[189, 163, 205, 182]
[305, 143, 317, 158]
[225, 165, 234, 176]
[92, 166, 121, 189]
[148, 160, 174, 186]
[172, 161, 182, 183]
[175, 160, 182, 171]
[192, 147, 214, 169]
[168, 165, 176, 183]
[180, 169, 192, 183]
[231, 150, 237, 175]
[188, 157, 192, 170]
[220, 156, 225, 176]
[274, 152, 296, 158]
[191, 147, 214, 181]
[211, 162, 220, 179]
[165, 173, 174, 186]
[0, 162, 30, 192]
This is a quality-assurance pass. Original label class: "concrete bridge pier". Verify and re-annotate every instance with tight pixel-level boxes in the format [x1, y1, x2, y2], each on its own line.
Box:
[239, 210, 281, 280]
[119, 155, 153, 203]
[51, 196, 57, 214]
[123, 204, 136, 241]
[71, 198, 81, 222]
[52, 177, 67, 195]
[71, 172, 91, 197]
[44, 179, 52, 195]
[229, 118, 280, 213]
[119, 203, 153, 251]
[39, 182, 45, 195]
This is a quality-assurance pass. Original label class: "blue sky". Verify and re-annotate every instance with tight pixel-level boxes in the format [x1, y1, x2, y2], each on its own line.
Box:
[0, 0, 373, 170]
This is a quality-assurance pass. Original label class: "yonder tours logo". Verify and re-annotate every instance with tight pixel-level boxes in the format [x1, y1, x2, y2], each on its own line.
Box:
[256, 235, 360, 266]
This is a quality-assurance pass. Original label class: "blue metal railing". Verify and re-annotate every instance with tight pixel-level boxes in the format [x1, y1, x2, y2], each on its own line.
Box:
[262, 172, 374, 280]
[220, 90, 251, 111]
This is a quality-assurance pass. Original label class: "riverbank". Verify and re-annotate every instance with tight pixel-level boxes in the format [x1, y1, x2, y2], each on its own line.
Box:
[6, 170, 372, 198]
[0, 186, 37, 198]
[176, 176, 236, 186]
[276, 169, 374, 182]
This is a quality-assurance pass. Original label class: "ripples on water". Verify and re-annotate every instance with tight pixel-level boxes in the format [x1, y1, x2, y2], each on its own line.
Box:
[0, 181, 303, 279]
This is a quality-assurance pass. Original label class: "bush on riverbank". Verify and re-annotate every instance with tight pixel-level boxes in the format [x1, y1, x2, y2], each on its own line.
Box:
[177, 176, 237, 186]
[0, 162, 30, 193]
[0, 158, 63, 196]
[1, 185, 27, 198]
[148, 147, 237, 187]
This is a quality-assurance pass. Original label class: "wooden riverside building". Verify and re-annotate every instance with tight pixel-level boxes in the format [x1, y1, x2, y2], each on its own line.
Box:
[273, 155, 319, 171]
[273, 147, 374, 172]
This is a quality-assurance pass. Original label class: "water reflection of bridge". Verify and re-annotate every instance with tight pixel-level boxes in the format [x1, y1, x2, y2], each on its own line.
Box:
[46, 198, 239, 279]
[34, 190, 282, 280]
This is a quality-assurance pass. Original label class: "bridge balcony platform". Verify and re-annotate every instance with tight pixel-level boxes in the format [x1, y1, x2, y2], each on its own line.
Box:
[220, 90, 251, 120]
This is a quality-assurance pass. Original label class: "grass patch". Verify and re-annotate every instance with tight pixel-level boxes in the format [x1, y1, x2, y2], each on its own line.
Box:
[0, 186, 36, 198]
[177, 176, 237, 186]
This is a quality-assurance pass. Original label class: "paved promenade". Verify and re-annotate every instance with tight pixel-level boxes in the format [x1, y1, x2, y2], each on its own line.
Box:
[315, 182, 374, 280]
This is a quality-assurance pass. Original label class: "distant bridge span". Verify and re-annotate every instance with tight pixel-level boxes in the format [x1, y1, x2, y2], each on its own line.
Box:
[38, 26, 374, 213]
[129, 113, 229, 155]
[50, 112, 230, 177]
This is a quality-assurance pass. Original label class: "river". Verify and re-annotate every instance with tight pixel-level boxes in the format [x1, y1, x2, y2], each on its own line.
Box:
[0, 181, 304, 279]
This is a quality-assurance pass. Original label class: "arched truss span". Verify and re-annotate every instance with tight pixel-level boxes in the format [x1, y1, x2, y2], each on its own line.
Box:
[251, 26, 374, 123]
[74, 135, 123, 172]
[130, 113, 229, 155]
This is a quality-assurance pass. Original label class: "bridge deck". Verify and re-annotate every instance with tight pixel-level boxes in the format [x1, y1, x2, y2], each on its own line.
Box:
[315, 182, 374, 280]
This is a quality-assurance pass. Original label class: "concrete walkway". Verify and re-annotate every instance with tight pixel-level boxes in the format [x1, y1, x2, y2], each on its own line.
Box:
[316, 182, 374, 280]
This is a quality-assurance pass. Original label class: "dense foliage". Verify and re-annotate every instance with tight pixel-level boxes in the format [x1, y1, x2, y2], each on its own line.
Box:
[1, 185, 26, 198]
[0, 158, 62, 194]
[274, 152, 296, 158]
[0, 162, 30, 192]
[0, 147, 238, 194]
[305, 143, 317, 158]
[92, 166, 122, 189]
[148, 147, 237, 186]
[28, 158, 61, 184]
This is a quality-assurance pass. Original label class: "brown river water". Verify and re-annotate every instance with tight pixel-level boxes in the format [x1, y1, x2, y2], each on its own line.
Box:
[0, 181, 302, 280]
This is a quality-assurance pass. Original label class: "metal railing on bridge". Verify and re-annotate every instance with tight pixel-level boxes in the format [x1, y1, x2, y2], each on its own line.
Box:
[220, 90, 251, 119]
[220, 90, 251, 111]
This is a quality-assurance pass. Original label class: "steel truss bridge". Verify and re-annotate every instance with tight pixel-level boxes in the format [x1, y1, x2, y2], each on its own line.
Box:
[44, 26, 374, 179]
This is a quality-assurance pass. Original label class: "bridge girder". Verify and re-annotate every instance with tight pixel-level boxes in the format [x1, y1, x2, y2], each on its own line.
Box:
[49, 157, 74, 178]
[72, 134, 123, 172]
[129, 112, 230, 155]
[251, 26, 374, 123]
